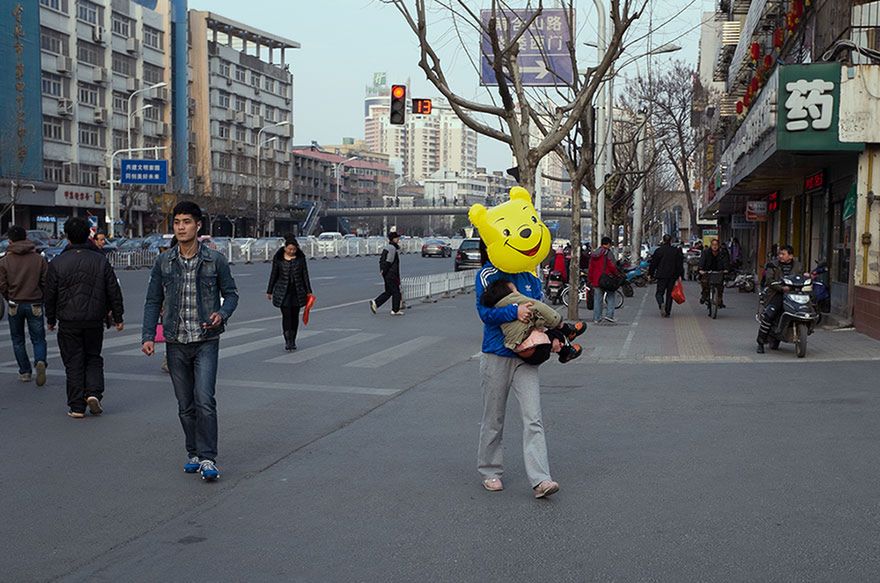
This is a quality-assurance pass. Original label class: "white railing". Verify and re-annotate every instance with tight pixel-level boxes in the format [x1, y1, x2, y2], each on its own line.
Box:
[108, 249, 159, 270]
[401, 270, 476, 303]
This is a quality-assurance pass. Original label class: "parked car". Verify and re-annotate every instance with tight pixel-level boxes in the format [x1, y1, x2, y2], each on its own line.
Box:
[43, 239, 68, 262]
[454, 238, 483, 271]
[26, 230, 52, 254]
[422, 238, 452, 258]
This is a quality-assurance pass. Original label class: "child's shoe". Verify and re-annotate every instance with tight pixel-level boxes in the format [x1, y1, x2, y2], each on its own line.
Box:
[560, 321, 587, 341]
[558, 344, 583, 363]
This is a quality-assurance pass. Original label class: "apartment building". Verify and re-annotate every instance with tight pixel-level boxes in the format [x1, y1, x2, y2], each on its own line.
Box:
[188, 10, 298, 237]
[0, 0, 172, 236]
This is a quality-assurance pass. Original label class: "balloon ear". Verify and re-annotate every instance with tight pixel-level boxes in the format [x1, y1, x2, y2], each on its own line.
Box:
[509, 186, 532, 204]
[469, 204, 488, 228]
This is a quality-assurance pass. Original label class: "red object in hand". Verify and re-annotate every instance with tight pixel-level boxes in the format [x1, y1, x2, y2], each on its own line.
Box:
[155, 324, 165, 343]
[672, 279, 686, 305]
[302, 294, 316, 325]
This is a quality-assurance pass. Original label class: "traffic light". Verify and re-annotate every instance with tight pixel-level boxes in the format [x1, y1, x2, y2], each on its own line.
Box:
[390, 84, 406, 125]
[412, 98, 432, 115]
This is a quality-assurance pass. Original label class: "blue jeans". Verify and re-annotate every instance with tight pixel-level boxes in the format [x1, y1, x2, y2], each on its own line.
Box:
[8, 303, 47, 375]
[593, 288, 615, 322]
[166, 340, 220, 462]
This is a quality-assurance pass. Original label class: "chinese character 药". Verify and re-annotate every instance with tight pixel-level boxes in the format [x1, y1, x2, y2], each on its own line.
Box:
[785, 78, 835, 132]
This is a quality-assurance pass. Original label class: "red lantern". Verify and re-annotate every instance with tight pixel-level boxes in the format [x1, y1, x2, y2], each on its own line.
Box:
[774, 28, 784, 49]
[792, 0, 804, 18]
[744, 92, 752, 108]
[750, 77, 760, 94]
[736, 101, 744, 114]
[750, 42, 761, 62]
[763, 54, 774, 69]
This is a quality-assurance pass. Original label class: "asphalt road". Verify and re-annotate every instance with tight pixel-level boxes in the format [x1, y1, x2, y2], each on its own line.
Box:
[2, 262, 880, 582]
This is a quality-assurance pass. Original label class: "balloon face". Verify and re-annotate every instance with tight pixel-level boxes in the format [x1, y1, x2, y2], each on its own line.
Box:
[468, 186, 552, 274]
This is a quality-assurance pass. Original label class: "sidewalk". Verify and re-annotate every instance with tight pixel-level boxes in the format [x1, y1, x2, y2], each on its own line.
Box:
[567, 280, 880, 364]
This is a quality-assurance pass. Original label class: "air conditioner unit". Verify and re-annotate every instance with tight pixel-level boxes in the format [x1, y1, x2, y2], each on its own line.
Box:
[235, 143, 245, 153]
[225, 108, 236, 121]
[188, 131, 197, 144]
[263, 149, 275, 160]
[93, 109, 108, 124]
[98, 167, 109, 182]
[57, 98, 74, 117]
[235, 110, 246, 124]
[131, 117, 142, 132]
[225, 77, 233, 86]
[157, 122, 170, 137]
[126, 78, 140, 92]
[93, 67, 109, 84]
[155, 87, 169, 102]
[253, 86, 260, 96]
[126, 38, 141, 54]
[92, 25, 106, 44]
[187, 97, 197, 114]
[56, 56, 73, 75]
[225, 138, 235, 152]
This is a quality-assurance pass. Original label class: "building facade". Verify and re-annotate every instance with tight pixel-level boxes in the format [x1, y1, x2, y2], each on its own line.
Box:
[188, 10, 298, 237]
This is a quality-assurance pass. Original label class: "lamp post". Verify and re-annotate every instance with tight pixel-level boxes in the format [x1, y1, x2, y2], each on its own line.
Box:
[256, 120, 290, 237]
[127, 82, 166, 157]
[334, 156, 358, 232]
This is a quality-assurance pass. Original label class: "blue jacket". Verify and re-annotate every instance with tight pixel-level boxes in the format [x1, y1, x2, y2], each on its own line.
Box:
[141, 244, 239, 343]
[475, 262, 543, 357]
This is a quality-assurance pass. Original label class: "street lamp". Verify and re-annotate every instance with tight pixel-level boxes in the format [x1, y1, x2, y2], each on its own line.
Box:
[334, 156, 358, 232]
[127, 82, 166, 157]
[256, 120, 290, 237]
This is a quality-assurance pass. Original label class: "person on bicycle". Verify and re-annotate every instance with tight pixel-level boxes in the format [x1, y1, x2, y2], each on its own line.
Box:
[699, 239, 730, 307]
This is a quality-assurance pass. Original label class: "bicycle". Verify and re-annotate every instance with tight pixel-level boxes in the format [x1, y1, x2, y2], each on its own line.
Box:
[561, 271, 624, 310]
[702, 270, 725, 319]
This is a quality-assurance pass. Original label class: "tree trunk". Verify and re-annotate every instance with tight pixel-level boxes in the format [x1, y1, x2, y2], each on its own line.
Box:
[567, 178, 583, 320]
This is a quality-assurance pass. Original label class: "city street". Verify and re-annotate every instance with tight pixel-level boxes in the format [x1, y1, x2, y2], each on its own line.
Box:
[2, 258, 880, 582]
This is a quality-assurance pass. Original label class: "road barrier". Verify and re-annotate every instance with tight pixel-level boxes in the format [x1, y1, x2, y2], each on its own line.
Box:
[401, 269, 476, 303]
[108, 249, 159, 270]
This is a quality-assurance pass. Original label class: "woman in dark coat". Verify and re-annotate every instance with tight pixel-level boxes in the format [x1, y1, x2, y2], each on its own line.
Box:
[266, 236, 312, 350]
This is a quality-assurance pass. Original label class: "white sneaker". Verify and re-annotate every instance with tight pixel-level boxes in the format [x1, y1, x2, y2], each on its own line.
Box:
[603, 316, 616, 323]
[369, 300, 377, 314]
[390, 310, 404, 316]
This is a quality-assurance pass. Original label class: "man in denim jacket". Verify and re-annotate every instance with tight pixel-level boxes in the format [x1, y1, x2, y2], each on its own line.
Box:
[141, 202, 239, 481]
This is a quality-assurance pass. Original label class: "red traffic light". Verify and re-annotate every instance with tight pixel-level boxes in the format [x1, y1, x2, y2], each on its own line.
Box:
[392, 85, 406, 99]
[390, 85, 406, 125]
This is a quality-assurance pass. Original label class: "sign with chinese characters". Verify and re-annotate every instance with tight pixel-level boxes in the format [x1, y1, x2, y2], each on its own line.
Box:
[777, 63, 862, 152]
[767, 191, 779, 213]
[746, 200, 768, 222]
[480, 9, 574, 86]
[54, 185, 105, 209]
[731, 214, 756, 230]
[804, 170, 825, 191]
[120, 159, 168, 185]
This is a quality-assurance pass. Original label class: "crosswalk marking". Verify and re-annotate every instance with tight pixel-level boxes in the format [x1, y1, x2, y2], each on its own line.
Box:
[108, 328, 265, 356]
[265, 332, 383, 365]
[345, 335, 443, 368]
[218, 330, 322, 359]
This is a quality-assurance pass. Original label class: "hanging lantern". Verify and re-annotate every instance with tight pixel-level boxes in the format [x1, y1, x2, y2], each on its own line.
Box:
[750, 42, 761, 62]
[750, 77, 760, 94]
[763, 54, 774, 70]
[736, 100, 744, 115]
[744, 92, 752, 108]
[774, 27, 784, 49]
[792, 0, 804, 18]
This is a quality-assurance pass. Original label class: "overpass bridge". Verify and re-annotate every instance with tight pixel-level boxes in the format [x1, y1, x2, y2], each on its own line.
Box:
[323, 206, 591, 219]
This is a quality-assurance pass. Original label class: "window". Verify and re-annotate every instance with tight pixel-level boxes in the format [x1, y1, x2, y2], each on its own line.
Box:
[40, 0, 68, 12]
[218, 123, 230, 139]
[219, 61, 230, 77]
[112, 92, 127, 114]
[113, 130, 125, 152]
[217, 153, 232, 170]
[76, 1, 101, 25]
[79, 123, 103, 148]
[112, 53, 133, 75]
[43, 116, 68, 142]
[143, 27, 163, 50]
[40, 27, 68, 56]
[250, 101, 261, 116]
[234, 95, 246, 112]
[265, 107, 275, 122]
[76, 41, 102, 66]
[111, 14, 131, 37]
[143, 64, 163, 85]
[235, 127, 246, 142]
[144, 136, 162, 150]
[144, 102, 161, 120]
[42, 72, 64, 97]
[80, 164, 99, 186]
[235, 66, 247, 83]
[264, 77, 274, 93]
[246, 129, 255, 145]
[218, 91, 230, 108]
[251, 73, 261, 87]
[44, 160, 68, 183]
[78, 82, 100, 106]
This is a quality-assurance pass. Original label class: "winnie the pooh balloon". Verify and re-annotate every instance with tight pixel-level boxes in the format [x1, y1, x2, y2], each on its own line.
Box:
[468, 186, 552, 274]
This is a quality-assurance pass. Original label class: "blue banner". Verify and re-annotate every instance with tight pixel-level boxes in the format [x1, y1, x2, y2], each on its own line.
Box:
[120, 159, 168, 185]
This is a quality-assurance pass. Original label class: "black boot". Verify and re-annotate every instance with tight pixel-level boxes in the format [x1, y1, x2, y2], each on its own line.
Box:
[284, 331, 296, 351]
[756, 343, 765, 354]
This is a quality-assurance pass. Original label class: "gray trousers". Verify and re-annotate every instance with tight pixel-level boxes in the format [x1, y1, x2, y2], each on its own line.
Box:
[477, 352, 552, 488]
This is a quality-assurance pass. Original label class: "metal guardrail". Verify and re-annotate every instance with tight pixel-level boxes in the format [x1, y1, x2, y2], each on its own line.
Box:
[108, 249, 159, 270]
[401, 269, 476, 303]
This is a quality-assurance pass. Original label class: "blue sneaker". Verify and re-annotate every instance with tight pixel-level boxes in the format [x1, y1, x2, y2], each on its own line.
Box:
[199, 459, 220, 481]
[183, 456, 200, 474]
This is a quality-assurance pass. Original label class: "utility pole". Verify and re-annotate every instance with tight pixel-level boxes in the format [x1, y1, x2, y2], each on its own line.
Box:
[632, 113, 647, 265]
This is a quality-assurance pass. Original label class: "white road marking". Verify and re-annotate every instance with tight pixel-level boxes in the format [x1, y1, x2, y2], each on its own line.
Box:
[345, 336, 443, 368]
[265, 332, 383, 365]
[108, 328, 264, 356]
[619, 291, 648, 359]
[218, 330, 322, 359]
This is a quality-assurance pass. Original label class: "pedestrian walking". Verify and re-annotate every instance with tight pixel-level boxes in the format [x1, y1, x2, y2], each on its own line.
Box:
[370, 231, 403, 316]
[45, 217, 124, 418]
[468, 186, 559, 499]
[0, 225, 48, 386]
[94, 230, 107, 251]
[588, 236, 621, 324]
[266, 236, 312, 351]
[141, 202, 239, 482]
[649, 234, 685, 317]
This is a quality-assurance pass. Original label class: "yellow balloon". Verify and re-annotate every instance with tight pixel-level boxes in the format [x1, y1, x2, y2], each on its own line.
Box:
[469, 186, 551, 274]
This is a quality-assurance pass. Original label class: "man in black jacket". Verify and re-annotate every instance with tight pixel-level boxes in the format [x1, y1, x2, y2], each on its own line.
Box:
[370, 230, 403, 315]
[46, 217, 124, 418]
[648, 234, 685, 318]
[699, 238, 730, 307]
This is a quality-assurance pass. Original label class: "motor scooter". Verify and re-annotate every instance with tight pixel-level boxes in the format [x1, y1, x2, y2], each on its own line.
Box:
[758, 274, 820, 358]
[545, 269, 566, 305]
[811, 261, 831, 314]
[724, 270, 755, 293]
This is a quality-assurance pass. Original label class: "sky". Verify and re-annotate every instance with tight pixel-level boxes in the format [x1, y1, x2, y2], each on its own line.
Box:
[188, 0, 715, 171]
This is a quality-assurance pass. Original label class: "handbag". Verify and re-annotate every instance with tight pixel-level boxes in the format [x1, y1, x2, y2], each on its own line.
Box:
[672, 278, 686, 304]
[155, 323, 166, 343]
[302, 294, 316, 325]
[598, 273, 621, 291]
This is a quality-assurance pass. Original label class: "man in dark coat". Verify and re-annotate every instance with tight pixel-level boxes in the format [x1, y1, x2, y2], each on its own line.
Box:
[648, 234, 684, 318]
[699, 238, 731, 307]
[370, 231, 403, 315]
[756, 244, 803, 353]
[45, 217, 124, 418]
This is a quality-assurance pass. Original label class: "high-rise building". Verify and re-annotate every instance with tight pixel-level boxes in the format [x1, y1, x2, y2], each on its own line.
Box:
[0, 0, 174, 236]
[188, 10, 298, 236]
[364, 78, 477, 183]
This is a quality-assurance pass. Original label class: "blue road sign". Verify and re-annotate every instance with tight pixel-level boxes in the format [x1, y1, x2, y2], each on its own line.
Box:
[120, 159, 168, 185]
[480, 9, 574, 87]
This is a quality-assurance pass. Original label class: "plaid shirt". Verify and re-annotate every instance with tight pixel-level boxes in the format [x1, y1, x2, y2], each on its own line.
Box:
[175, 250, 204, 344]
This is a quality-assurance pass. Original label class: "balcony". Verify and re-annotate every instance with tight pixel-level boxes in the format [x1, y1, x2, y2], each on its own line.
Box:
[727, 0, 786, 89]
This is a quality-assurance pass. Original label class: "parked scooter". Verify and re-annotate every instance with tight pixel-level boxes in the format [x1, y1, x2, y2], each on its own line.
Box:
[725, 270, 756, 293]
[758, 273, 820, 358]
[811, 261, 831, 314]
[617, 258, 650, 287]
[544, 268, 566, 305]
